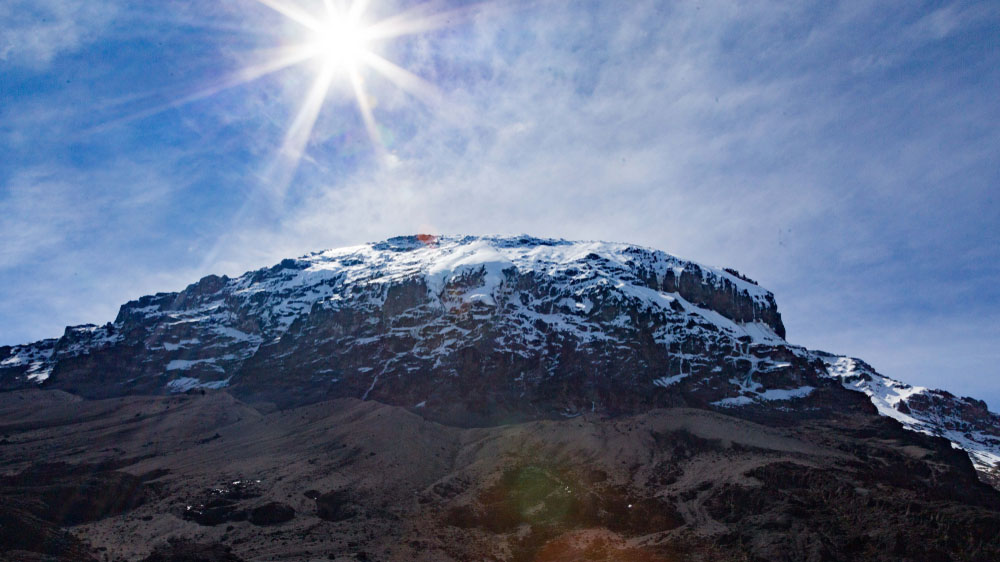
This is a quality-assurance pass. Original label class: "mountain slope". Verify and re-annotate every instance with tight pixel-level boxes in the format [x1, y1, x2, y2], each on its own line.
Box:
[2, 234, 998, 478]
[2, 391, 999, 562]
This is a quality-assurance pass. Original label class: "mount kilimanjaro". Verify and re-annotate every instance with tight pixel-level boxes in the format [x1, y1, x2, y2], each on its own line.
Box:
[2, 235, 1000, 561]
[3, 235, 997, 474]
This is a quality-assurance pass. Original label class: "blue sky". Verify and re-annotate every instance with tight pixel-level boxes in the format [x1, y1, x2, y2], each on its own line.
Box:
[2, 1, 998, 406]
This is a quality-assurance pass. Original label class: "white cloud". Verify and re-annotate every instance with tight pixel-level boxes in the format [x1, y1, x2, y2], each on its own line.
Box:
[0, 0, 118, 68]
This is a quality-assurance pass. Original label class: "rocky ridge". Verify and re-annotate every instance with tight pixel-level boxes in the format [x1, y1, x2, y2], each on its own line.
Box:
[1, 234, 998, 476]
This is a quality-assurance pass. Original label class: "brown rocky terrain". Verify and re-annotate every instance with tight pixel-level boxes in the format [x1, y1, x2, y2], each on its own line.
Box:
[1, 388, 999, 562]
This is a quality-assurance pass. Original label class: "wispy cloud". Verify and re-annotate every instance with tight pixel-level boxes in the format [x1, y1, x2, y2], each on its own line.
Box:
[0, 158, 202, 343]
[0, 164, 171, 268]
[0, 0, 119, 68]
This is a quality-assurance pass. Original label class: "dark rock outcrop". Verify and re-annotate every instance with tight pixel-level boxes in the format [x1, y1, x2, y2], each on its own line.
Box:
[0, 462, 149, 562]
[316, 490, 359, 522]
[0, 462, 145, 526]
[662, 262, 784, 337]
[0, 504, 95, 562]
[248, 501, 294, 525]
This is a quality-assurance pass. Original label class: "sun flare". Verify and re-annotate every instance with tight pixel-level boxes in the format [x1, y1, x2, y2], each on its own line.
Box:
[230, 0, 471, 181]
[306, 13, 372, 70]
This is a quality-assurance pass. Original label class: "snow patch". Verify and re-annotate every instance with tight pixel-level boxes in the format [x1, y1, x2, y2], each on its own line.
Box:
[741, 321, 785, 345]
[166, 376, 231, 393]
[425, 240, 514, 305]
[653, 373, 689, 388]
[166, 358, 224, 372]
[713, 386, 815, 407]
[162, 339, 200, 351]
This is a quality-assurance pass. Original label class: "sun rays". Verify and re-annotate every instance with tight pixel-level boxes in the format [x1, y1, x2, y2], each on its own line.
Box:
[98, 1, 476, 190]
[253, 0, 455, 180]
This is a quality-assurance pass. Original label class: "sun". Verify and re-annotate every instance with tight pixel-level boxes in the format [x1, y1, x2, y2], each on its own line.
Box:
[113, 0, 479, 185]
[305, 12, 373, 70]
[224, 0, 471, 181]
[109, 0, 481, 191]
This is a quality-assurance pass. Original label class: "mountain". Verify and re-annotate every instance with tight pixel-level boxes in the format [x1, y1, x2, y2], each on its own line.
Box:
[2, 234, 998, 478]
[3, 234, 1000, 561]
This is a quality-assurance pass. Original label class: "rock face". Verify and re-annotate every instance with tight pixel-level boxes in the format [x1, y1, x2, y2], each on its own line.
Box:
[1, 235, 998, 475]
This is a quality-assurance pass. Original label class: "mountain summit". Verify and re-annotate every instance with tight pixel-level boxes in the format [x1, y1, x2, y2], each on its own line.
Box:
[2, 234, 998, 476]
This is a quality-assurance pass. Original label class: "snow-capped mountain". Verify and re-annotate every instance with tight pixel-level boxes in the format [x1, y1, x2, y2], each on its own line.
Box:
[2, 234, 997, 475]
